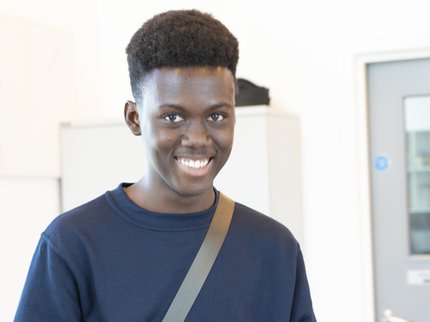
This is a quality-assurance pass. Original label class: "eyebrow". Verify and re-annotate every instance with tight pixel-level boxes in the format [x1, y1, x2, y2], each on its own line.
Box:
[158, 103, 233, 112]
[158, 104, 187, 112]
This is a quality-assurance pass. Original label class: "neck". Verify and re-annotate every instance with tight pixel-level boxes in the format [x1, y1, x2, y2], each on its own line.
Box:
[124, 178, 216, 214]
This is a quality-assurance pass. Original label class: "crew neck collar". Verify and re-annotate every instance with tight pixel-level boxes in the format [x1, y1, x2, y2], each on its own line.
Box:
[105, 183, 218, 231]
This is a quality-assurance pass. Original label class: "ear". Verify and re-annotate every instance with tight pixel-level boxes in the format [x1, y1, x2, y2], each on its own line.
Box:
[124, 100, 141, 136]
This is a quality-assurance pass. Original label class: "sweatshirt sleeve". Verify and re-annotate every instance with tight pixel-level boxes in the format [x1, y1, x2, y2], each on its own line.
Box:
[290, 246, 317, 322]
[14, 234, 82, 322]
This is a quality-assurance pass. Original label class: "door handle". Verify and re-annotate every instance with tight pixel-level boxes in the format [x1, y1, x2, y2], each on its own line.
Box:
[382, 309, 412, 322]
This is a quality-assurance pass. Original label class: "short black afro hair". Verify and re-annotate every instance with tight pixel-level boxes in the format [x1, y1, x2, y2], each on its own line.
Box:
[126, 9, 239, 101]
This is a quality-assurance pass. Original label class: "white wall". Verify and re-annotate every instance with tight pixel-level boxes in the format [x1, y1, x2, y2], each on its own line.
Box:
[2, 0, 430, 321]
[0, 0, 102, 120]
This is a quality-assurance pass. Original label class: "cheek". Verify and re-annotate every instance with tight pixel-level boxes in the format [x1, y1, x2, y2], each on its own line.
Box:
[143, 125, 177, 153]
[215, 126, 234, 152]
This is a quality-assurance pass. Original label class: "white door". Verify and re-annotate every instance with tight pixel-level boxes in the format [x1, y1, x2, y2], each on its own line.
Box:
[367, 58, 430, 322]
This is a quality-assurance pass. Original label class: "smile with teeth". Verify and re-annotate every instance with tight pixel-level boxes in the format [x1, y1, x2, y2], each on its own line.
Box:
[177, 157, 210, 169]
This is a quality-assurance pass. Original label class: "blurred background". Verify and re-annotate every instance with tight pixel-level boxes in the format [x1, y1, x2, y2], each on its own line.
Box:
[1, 0, 430, 321]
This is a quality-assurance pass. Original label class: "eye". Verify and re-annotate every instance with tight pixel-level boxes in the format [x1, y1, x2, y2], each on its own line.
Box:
[207, 113, 224, 122]
[163, 113, 184, 123]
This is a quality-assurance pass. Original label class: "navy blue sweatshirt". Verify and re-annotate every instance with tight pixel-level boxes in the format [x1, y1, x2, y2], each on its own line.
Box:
[15, 184, 316, 321]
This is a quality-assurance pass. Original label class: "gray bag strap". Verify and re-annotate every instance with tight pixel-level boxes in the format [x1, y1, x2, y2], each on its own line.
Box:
[162, 192, 235, 322]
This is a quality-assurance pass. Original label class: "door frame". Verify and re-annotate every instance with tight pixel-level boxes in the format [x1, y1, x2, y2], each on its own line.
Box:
[354, 47, 430, 321]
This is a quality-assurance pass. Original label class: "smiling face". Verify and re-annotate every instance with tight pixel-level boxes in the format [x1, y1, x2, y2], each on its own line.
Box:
[125, 66, 236, 212]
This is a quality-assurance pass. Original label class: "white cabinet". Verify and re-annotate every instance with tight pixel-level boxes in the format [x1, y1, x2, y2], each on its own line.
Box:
[215, 106, 303, 243]
[61, 106, 303, 243]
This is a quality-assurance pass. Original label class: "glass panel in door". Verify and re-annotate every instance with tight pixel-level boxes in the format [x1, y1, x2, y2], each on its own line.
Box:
[404, 95, 430, 255]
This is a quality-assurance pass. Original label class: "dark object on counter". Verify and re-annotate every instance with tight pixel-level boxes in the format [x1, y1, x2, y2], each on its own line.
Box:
[235, 78, 270, 107]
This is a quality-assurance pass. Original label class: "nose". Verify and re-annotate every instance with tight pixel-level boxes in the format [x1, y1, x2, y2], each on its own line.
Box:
[181, 119, 211, 148]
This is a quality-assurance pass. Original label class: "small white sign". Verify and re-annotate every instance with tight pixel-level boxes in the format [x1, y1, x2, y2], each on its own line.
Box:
[407, 270, 430, 285]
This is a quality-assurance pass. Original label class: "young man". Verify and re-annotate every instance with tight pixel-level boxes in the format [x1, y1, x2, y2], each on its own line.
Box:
[15, 9, 316, 321]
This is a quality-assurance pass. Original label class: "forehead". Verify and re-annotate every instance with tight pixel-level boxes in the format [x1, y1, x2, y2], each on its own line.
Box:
[141, 66, 235, 105]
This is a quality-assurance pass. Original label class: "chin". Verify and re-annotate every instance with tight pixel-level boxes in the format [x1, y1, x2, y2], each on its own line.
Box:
[174, 182, 214, 198]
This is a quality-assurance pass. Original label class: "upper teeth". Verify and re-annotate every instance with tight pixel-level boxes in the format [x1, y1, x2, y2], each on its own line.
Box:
[179, 158, 209, 169]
